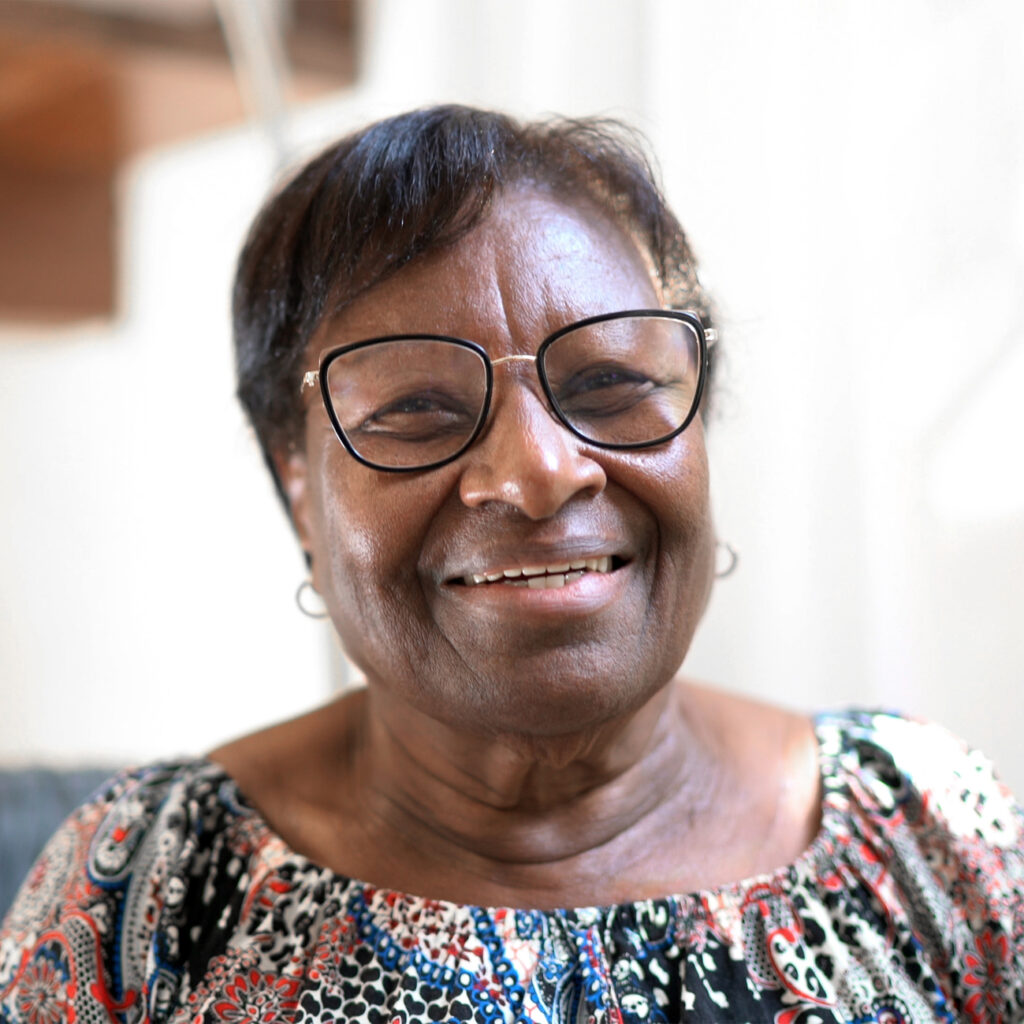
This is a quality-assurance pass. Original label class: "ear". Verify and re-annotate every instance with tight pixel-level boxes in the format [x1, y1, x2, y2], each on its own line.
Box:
[272, 447, 315, 568]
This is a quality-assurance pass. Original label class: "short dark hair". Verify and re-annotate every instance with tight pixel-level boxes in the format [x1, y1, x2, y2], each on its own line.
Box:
[233, 104, 716, 506]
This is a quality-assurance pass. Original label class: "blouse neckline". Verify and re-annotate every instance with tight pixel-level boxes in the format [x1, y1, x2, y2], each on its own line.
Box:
[189, 711, 857, 917]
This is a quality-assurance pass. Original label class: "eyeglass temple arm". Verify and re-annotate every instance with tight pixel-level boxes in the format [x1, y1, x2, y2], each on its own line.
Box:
[666, 307, 718, 348]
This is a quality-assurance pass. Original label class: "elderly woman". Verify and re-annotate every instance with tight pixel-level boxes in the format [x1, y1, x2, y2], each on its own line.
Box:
[2, 106, 1022, 1024]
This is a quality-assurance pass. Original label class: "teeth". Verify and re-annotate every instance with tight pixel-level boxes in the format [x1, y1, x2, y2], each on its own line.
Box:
[528, 573, 566, 589]
[525, 570, 588, 590]
[463, 556, 613, 586]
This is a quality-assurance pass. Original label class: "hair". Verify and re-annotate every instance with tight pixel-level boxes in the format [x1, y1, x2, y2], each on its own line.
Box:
[233, 104, 717, 508]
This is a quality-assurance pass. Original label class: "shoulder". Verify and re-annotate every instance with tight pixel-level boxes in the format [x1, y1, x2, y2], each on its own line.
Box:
[817, 707, 1021, 849]
[206, 694, 367, 848]
[0, 759, 254, 1022]
[816, 708, 1024, 1016]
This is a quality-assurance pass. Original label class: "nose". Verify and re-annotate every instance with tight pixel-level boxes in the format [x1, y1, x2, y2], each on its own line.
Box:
[458, 372, 606, 519]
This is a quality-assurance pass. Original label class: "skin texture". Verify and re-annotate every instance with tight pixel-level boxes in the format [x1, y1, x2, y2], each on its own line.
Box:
[211, 188, 821, 909]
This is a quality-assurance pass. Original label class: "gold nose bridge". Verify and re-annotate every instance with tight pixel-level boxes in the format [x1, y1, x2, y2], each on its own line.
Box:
[486, 353, 562, 435]
[491, 354, 537, 367]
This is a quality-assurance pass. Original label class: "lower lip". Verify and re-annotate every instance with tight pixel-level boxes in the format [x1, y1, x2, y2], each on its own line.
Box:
[445, 566, 629, 615]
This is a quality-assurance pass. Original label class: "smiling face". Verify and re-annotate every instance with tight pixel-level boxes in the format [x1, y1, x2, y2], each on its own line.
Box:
[281, 187, 716, 739]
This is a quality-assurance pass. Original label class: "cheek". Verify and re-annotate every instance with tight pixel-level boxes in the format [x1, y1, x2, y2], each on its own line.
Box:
[654, 442, 715, 671]
[305, 430, 421, 573]
[312, 491, 409, 607]
[304, 444, 454, 670]
[623, 431, 715, 615]
[311, 473, 417, 667]
[672, 434, 715, 588]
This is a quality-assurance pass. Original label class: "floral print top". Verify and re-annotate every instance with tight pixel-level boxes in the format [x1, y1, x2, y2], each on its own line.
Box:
[1, 709, 1023, 1023]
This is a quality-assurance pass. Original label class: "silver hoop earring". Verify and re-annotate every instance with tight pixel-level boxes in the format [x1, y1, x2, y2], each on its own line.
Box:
[714, 541, 738, 579]
[295, 580, 329, 619]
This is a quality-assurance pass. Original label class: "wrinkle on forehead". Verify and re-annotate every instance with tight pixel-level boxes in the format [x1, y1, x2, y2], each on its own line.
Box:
[312, 185, 662, 357]
[482, 188, 662, 346]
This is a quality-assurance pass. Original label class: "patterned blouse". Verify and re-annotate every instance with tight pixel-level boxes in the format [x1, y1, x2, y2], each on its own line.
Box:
[2, 709, 1023, 1024]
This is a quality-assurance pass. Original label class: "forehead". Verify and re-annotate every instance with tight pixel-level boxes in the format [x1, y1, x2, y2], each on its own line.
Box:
[315, 187, 662, 350]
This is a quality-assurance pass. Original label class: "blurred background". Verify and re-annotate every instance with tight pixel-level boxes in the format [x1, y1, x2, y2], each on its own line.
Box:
[1, 0, 1021, 789]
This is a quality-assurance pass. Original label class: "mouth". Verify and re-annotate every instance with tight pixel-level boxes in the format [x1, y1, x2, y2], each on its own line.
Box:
[456, 555, 622, 590]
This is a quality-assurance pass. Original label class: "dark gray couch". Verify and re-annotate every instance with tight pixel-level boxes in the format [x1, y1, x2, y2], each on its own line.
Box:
[0, 767, 117, 918]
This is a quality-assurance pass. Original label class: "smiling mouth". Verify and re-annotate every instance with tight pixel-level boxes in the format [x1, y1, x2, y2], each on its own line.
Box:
[459, 556, 618, 589]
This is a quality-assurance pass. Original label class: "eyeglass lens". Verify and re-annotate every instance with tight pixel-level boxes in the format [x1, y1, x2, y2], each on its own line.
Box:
[325, 339, 489, 469]
[322, 315, 700, 470]
[543, 316, 699, 447]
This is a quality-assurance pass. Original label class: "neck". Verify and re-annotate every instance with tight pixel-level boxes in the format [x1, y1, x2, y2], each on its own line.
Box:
[349, 679, 722, 873]
[208, 679, 820, 908]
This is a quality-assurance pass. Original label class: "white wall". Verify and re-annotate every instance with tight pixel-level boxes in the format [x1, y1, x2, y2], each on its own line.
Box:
[0, 132, 334, 765]
[2, 1, 1022, 790]
[641, 2, 1024, 785]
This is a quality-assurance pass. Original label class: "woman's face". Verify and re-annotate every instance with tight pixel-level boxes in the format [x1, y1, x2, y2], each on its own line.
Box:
[284, 188, 715, 737]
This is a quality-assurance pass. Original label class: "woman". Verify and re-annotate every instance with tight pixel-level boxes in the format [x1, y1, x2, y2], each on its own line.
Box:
[2, 106, 1022, 1023]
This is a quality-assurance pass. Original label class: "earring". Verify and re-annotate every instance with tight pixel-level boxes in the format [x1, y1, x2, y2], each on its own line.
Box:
[714, 541, 738, 579]
[295, 580, 329, 619]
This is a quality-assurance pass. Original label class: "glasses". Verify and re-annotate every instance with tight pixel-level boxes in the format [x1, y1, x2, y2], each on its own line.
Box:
[301, 309, 715, 472]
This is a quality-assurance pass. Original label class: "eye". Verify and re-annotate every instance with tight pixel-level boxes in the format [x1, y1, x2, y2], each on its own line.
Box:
[354, 388, 478, 441]
[566, 365, 649, 392]
[555, 364, 662, 417]
[322, 338, 489, 467]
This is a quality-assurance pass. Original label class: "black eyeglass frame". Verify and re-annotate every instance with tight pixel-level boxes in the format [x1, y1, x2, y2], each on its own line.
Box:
[303, 309, 715, 473]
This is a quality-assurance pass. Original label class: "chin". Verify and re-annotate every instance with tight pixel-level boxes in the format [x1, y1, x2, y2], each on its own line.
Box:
[446, 650, 676, 741]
